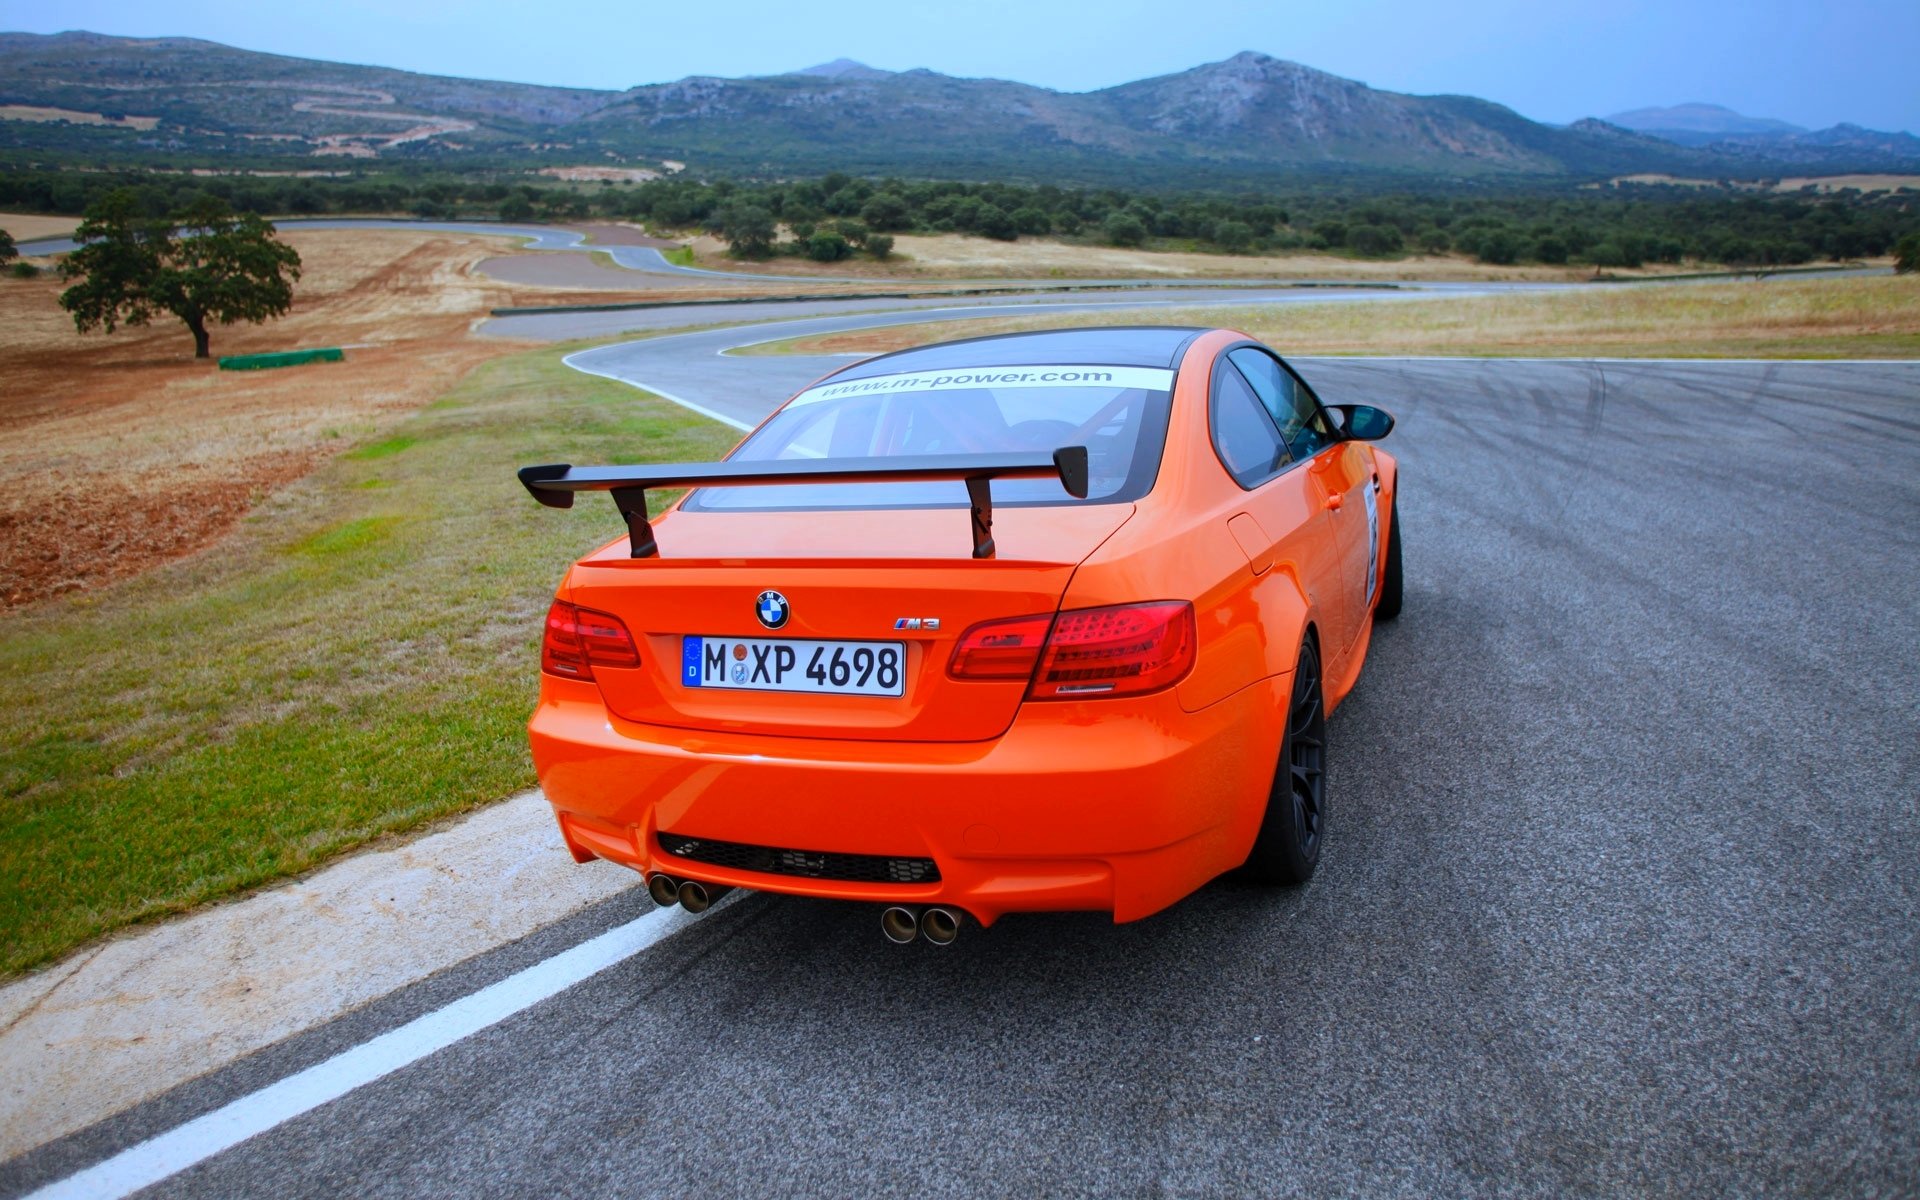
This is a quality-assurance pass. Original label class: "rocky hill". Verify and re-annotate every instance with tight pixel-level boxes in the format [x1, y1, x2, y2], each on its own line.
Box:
[3, 32, 1915, 183]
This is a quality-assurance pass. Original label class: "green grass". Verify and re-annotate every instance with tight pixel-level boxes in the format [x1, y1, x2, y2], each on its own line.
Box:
[663, 245, 694, 267]
[342, 434, 417, 461]
[0, 345, 736, 976]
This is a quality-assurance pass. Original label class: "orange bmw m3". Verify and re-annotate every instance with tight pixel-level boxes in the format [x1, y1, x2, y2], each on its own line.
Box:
[520, 327, 1400, 943]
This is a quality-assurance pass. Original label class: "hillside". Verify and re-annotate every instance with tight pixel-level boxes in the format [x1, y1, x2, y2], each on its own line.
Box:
[3, 32, 1917, 184]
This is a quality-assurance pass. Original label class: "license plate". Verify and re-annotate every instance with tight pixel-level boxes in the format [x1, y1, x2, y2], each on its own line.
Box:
[680, 636, 906, 697]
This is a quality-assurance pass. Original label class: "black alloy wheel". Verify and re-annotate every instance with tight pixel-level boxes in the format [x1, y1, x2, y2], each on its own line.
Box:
[1245, 637, 1328, 885]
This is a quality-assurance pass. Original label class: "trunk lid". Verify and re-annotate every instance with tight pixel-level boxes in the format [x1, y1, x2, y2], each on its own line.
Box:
[565, 503, 1132, 742]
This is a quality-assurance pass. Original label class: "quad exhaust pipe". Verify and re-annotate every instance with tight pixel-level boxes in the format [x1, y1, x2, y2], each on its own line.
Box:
[881, 905, 963, 945]
[647, 873, 732, 913]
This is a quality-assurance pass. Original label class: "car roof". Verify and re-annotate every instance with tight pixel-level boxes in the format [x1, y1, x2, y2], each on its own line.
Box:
[826, 326, 1210, 381]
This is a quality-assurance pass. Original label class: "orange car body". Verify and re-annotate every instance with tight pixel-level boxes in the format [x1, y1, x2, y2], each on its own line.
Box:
[528, 327, 1397, 925]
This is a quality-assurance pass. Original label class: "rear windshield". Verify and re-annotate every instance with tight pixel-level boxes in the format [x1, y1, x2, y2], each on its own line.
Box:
[684, 364, 1174, 512]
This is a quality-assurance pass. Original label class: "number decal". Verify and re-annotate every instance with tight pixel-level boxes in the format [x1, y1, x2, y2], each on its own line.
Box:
[806, 647, 827, 686]
[852, 647, 875, 687]
[876, 647, 900, 690]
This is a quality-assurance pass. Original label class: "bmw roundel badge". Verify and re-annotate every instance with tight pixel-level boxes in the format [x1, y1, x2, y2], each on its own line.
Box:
[755, 590, 790, 630]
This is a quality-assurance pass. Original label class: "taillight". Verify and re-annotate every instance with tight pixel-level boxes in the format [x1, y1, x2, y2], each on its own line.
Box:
[541, 600, 640, 680]
[948, 601, 1196, 700]
[948, 613, 1053, 681]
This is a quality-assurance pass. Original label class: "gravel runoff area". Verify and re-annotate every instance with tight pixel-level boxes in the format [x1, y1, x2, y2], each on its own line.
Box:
[3, 346, 1914, 1198]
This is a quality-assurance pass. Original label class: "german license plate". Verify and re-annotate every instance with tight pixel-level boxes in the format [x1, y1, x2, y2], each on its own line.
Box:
[680, 636, 906, 697]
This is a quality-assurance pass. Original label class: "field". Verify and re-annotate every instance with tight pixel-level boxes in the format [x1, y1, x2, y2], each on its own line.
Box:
[687, 233, 1713, 282]
[0, 339, 736, 976]
[0, 211, 81, 241]
[737, 274, 1920, 360]
[0, 228, 759, 610]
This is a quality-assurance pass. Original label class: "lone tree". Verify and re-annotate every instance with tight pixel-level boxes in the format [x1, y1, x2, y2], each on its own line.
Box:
[0, 228, 15, 264]
[59, 190, 301, 359]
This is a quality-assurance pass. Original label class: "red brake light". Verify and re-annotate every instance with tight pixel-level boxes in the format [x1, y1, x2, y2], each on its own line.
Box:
[541, 600, 640, 680]
[1032, 601, 1195, 700]
[948, 601, 1196, 699]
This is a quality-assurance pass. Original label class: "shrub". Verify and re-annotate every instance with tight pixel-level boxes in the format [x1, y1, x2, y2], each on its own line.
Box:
[1533, 236, 1569, 265]
[1418, 227, 1451, 254]
[832, 219, 868, 247]
[720, 204, 777, 258]
[499, 195, 534, 223]
[0, 228, 16, 263]
[1895, 232, 1920, 273]
[1210, 220, 1253, 253]
[805, 231, 852, 262]
[1345, 223, 1404, 257]
[859, 193, 911, 231]
[1011, 206, 1051, 236]
[1102, 212, 1148, 247]
[1476, 231, 1521, 265]
[866, 233, 895, 260]
[975, 205, 1018, 241]
[11, 260, 38, 278]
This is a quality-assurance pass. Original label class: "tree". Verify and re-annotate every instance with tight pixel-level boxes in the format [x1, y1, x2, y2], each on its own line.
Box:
[866, 234, 895, 260]
[1894, 232, 1920, 274]
[1210, 220, 1253, 253]
[805, 231, 852, 262]
[858, 193, 912, 232]
[0, 228, 15, 264]
[1346, 224, 1404, 257]
[1102, 212, 1148, 248]
[975, 205, 1018, 242]
[499, 195, 535, 223]
[59, 190, 301, 359]
[720, 204, 776, 258]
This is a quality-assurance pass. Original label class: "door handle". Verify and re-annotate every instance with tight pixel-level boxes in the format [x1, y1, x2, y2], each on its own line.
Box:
[1324, 491, 1344, 511]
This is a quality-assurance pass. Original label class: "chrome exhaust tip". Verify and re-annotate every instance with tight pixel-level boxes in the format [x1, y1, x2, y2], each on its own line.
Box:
[678, 880, 731, 914]
[921, 907, 961, 946]
[881, 906, 921, 945]
[647, 873, 681, 908]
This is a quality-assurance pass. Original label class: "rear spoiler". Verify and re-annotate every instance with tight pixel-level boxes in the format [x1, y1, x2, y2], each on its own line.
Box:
[517, 446, 1089, 560]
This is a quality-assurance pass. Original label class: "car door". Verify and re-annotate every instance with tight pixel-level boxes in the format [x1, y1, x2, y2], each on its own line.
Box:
[1208, 350, 1346, 668]
[1228, 348, 1374, 661]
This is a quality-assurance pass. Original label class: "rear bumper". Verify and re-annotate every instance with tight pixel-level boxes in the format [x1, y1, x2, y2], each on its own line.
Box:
[529, 674, 1287, 925]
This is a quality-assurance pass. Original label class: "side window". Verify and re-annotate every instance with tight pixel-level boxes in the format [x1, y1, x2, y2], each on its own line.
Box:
[1230, 348, 1333, 460]
[1211, 359, 1288, 487]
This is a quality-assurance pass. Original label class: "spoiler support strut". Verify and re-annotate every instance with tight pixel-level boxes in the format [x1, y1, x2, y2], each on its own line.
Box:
[518, 447, 1089, 560]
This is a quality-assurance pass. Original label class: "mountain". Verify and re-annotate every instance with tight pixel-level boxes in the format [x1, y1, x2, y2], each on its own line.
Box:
[1609, 102, 1806, 146]
[787, 59, 895, 82]
[3, 32, 1917, 184]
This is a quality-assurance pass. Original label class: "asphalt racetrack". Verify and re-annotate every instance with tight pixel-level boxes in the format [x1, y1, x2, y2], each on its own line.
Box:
[6, 285, 1917, 1196]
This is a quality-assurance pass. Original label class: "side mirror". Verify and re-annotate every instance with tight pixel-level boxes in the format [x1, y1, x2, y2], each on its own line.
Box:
[1326, 404, 1395, 441]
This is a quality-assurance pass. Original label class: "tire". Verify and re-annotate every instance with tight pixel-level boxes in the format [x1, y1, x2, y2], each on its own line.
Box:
[1244, 637, 1328, 885]
[1373, 490, 1402, 622]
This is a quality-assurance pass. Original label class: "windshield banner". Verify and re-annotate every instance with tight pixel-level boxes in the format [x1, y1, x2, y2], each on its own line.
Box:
[791, 365, 1176, 407]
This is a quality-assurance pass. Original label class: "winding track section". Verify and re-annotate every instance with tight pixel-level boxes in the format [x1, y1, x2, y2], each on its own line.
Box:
[5, 233, 1917, 1198]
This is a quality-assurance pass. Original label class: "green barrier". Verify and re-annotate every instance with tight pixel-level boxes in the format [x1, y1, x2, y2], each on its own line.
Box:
[217, 348, 345, 371]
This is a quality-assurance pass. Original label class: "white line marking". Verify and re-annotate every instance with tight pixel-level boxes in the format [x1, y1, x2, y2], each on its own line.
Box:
[26, 898, 730, 1200]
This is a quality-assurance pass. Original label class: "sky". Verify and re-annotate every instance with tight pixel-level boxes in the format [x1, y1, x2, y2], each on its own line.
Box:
[6, 0, 1917, 133]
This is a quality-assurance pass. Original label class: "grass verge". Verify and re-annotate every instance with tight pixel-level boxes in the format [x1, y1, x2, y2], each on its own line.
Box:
[0, 345, 734, 976]
[734, 274, 1920, 360]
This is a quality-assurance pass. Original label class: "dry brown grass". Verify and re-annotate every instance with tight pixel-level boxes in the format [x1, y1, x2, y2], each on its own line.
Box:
[0, 212, 81, 242]
[0, 229, 617, 608]
[686, 232, 1713, 283]
[741, 274, 1920, 362]
[0, 105, 159, 130]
